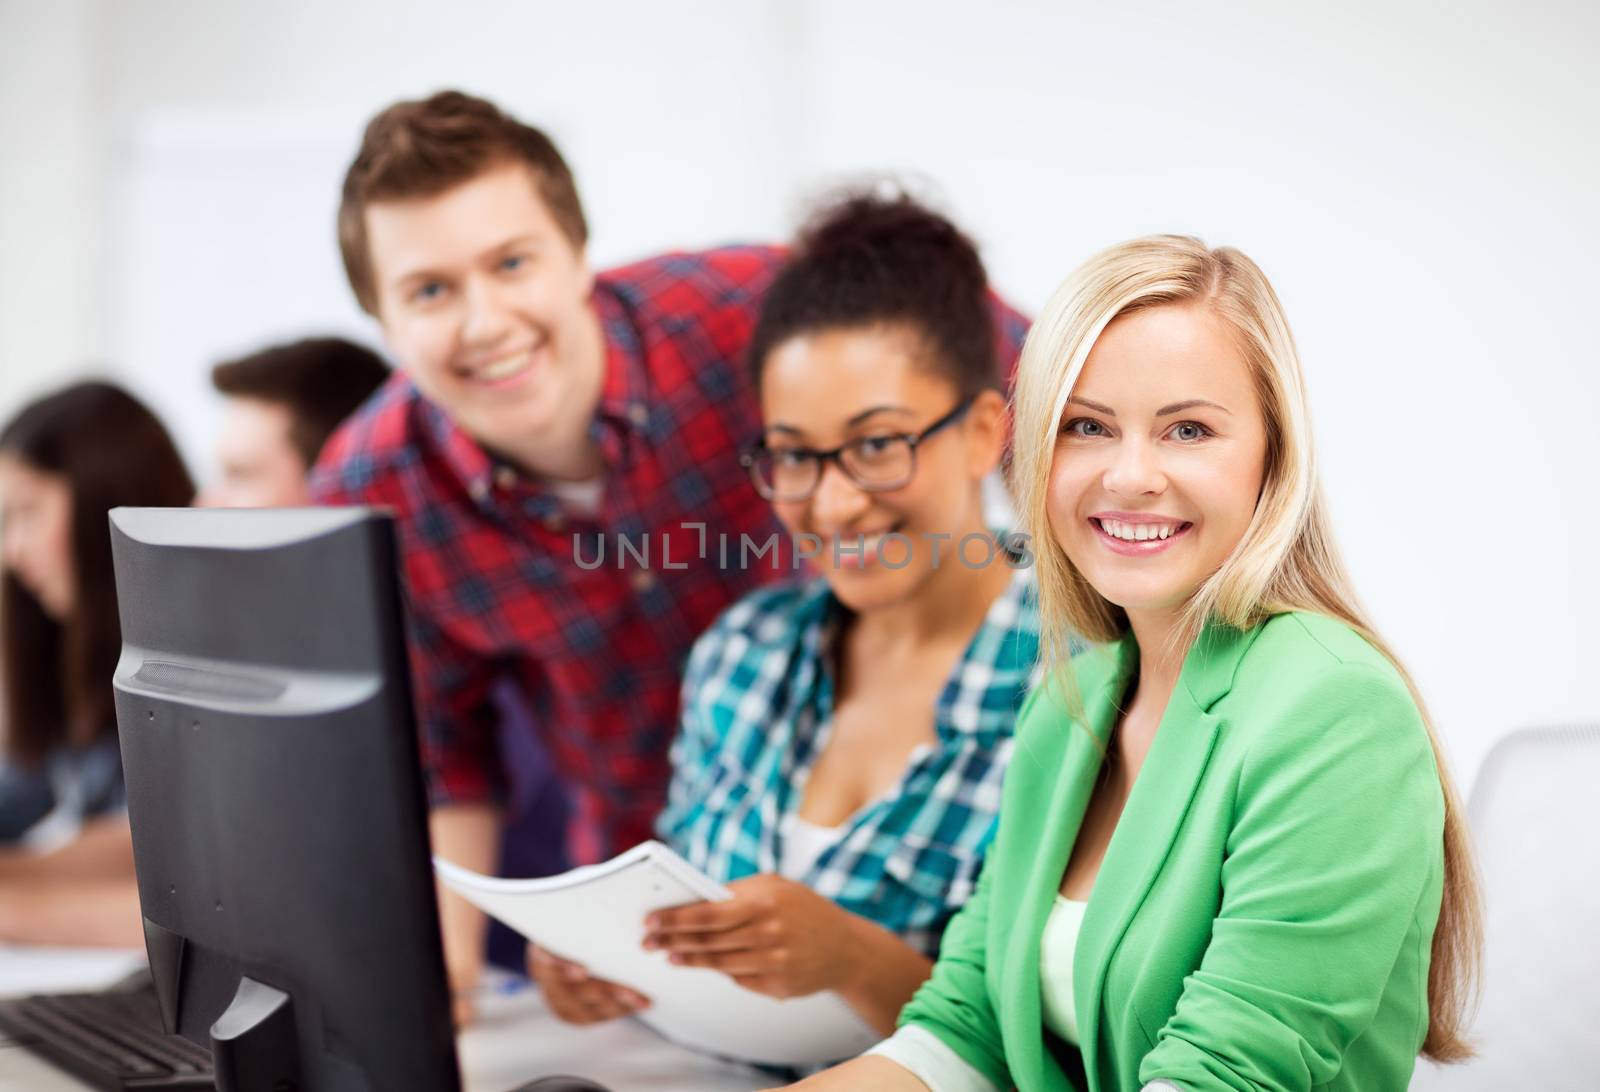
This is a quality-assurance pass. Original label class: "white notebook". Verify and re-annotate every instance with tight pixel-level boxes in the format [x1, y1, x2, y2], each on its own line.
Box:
[433, 841, 880, 1067]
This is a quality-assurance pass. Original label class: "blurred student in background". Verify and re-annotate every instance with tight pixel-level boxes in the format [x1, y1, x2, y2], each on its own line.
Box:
[199, 336, 390, 508]
[0, 381, 194, 945]
[529, 193, 1040, 1037]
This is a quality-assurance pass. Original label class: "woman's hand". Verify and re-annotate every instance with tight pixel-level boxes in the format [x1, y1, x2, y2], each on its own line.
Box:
[641, 874, 864, 1000]
[526, 944, 651, 1025]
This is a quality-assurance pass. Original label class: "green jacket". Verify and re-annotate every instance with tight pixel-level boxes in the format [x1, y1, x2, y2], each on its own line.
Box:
[898, 612, 1445, 1091]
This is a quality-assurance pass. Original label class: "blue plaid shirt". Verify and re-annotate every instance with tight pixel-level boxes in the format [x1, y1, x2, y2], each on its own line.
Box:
[657, 564, 1042, 958]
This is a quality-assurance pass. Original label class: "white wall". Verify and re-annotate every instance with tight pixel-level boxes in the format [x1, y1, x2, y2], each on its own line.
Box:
[77, 0, 806, 474]
[2, 0, 1596, 789]
[0, 0, 106, 412]
[796, 0, 1600, 793]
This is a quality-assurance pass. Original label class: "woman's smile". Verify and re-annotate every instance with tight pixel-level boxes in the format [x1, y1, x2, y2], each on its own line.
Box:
[1088, 512, 1195, 556]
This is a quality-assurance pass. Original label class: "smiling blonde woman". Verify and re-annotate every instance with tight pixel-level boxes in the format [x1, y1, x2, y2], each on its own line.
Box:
[786, 236, 1480, 1091]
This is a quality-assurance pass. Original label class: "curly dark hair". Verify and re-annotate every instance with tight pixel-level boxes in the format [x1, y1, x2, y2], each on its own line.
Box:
[748, 190, 998, 398]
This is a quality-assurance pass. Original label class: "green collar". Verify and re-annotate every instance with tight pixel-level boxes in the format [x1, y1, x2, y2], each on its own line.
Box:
[1097, 612, 1264, 716]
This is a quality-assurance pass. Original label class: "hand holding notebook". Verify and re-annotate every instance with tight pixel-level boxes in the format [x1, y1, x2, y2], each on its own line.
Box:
[433, 841, 880, 1067]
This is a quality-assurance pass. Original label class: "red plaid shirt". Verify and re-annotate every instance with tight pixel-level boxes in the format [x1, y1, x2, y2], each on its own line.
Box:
[312, 245, 1030, 863]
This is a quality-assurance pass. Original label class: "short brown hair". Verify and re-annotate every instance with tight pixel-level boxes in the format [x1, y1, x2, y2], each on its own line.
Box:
[338, 90, 588, 314]
[211, 337, 392, 467]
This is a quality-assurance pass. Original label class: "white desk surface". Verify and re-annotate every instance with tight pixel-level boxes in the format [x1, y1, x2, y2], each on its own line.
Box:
[0, 950, 775, 1091]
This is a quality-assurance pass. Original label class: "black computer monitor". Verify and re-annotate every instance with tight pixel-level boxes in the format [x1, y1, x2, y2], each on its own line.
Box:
[108, 507, 461, 1092]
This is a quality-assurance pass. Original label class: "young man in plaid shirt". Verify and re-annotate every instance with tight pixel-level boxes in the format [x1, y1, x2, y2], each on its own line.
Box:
[312, 90, 1028, 1015]
[312, 90, 797, 1010]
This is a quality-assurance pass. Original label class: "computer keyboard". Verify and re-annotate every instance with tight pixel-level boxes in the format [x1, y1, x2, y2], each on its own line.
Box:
[0, 978, 214, 1090]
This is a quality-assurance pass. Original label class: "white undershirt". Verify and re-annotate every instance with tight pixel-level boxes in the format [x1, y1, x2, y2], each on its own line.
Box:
[1039, 895, 1089, 1045]
[545, 474, 605, 516]
[778, 812, 841, 881]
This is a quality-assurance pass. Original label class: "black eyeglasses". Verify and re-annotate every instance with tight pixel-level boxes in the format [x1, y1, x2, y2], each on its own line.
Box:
[740, 398, 975, 502]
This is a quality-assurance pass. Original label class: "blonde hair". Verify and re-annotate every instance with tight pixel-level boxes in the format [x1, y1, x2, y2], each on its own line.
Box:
[1010, 235, 1480, 1061]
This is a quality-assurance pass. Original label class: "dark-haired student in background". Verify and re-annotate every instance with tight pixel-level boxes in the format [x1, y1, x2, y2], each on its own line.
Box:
[199, 336, 391, 508]
[0, 381, 194, 945]
[528, 193, 1043, 1038]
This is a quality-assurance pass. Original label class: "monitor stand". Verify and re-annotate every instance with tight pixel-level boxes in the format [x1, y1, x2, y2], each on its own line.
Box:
[209, 977, 303, 1092]
[145, 916, 305, 1090]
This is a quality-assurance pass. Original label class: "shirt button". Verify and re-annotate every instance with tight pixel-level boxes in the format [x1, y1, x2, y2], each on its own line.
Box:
[468, 479, 489, 503]
[543, 510, 567, 532]
[494, 465, 518, 491]
[630, 569, 657, 593]
[628, 402, 650, 429]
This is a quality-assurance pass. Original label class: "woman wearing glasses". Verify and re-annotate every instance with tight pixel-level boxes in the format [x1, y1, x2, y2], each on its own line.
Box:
[525, 192, 1041, 1034]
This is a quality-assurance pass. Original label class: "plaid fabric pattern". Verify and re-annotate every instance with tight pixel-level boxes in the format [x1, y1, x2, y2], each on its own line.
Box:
[658, 564, 1042, 957]
[313, 247, 792, 862]
[313, 243, 1033, 865]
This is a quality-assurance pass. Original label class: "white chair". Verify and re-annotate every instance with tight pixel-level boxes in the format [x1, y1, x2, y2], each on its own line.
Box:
[1411, 724, 1600, 1090]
